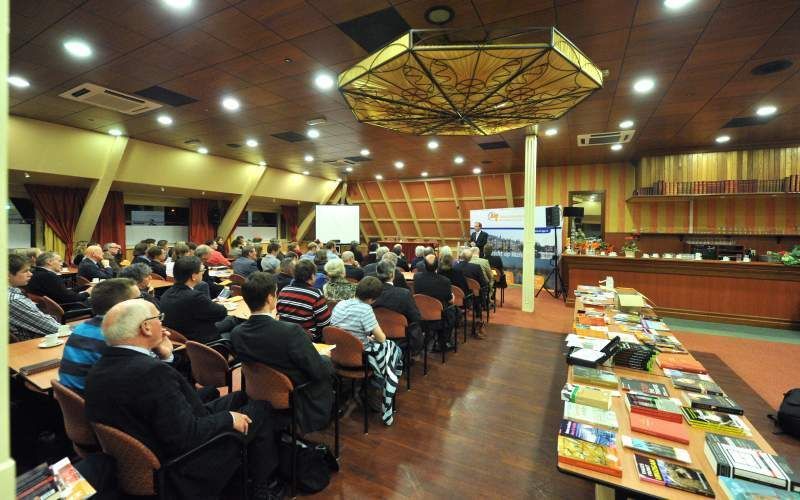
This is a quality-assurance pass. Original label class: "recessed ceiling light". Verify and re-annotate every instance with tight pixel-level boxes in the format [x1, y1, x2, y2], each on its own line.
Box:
[160, 186, 165, 192]
[360, 148, 370, 156]
[633, 77, 655, 93]
[610, 144, 623, 151]
[427, 139, 439, 150]
[157, 114, 173, 126]
[163, 0, 192, 8]
[345, 167, 353, 172]
[454, 155, 464, 164]
[245, 138, 258, 147]
[108, 128, 122, 136]
[472, 167, 482, 174]
[394, 161, 404, 169]
[307, 128, 320, 139]
[304, 154, 313, 162]
[302, 170, 310, 175]
[545, 128, 558, 136]
[221, 96, 240, 111]
[198, 147, 208, 154]
[63, 39, 92, 58]
[375, 174, 383, 180]
[8, 75, 30, 88]
[24, 172, 31, 178]
[715, 135, 731, 144]
[421, 171, 429, 177]
[619, 120, 634, 129]
[425, 5, 454, 25]
[756, 105, 777, 117]
[314, 73, 334, 90]
[258, 161, 266, 166]
[663, 0, 692, 9]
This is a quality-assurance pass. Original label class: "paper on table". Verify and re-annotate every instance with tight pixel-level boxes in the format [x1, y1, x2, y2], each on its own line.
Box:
[570, 349, 606, 363]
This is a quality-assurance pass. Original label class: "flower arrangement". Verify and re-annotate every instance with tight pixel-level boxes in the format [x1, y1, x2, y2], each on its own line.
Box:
[622, 236, 639, 254]
[779, 246, 800, 266]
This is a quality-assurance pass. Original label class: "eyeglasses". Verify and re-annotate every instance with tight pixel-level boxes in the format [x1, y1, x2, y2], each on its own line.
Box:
[144, 312, 165, 322]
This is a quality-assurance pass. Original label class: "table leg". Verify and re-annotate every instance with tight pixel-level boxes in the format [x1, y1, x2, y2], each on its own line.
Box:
[594, 483, 615, 500]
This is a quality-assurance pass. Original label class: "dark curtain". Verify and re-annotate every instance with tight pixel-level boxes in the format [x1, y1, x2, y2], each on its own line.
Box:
[281, 205, 298, 241]
[189, 198, 214, 244]
[92, 191, 125, 247]
[25, 184, 87, 263]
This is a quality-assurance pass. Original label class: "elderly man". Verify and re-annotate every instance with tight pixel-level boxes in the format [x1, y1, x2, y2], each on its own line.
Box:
[276, 257, 294, 292]
[27, 251, 91, 307]
[260, 242, 281, 274]
[232, 245, 259, 278]
[103, 242, 123, 273]
[194, 244, 224, 297]
[373, 251, 409, 289]
[410, 245, 425, 270]
[455, 247, 488, 338]
[470, 246, 494, 291]
[413, 254, 452, 307]
[203, 239, 230, 266]
[78, 244, 115, 281]
[342, 250, 364, 281]
[84, 298, 280, 499]
[373, 260, 421, 333]
[119, 262, 160, 308]
[362, 246, 389, 275]
[391, 244, 410, 271]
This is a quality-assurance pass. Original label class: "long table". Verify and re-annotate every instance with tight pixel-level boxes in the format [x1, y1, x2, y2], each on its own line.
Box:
[557, 290, 779, 499]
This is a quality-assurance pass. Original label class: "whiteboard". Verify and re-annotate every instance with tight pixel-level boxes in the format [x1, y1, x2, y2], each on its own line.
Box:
[9, 223, 32, 249]
[125, 225, 189, 246]
[315, 205, 359, 242]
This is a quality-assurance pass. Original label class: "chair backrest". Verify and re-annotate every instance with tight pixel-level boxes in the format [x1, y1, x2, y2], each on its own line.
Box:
[322, 326, 364, 368]
[465, 277, 481, 295]
[149, 272, 165, 280]
[414, 294, 443, 321]
[373, 307, 408, 340]
[185, 341, 230, 388]
[165, 328, 188, 344]
[346, 276, 359, 284]
[242, 362, 293, 410]
[230, 284, 242, 297]
[37, 295, 65, 323]
[76, 276, 92, 287]
[451, 286, 465, 307]
[92, 422, 161, 496]
[52, 380, 98, 451]
[230, 273, 246, 285]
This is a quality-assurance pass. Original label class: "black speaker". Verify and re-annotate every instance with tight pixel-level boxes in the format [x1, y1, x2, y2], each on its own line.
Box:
[209, 207, 221, 226]
[545, 205, 561, 228]
[563, 206, 585, 218]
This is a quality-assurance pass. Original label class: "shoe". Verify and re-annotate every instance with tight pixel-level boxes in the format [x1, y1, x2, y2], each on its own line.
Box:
[474, 324, 486, 339]
[252, 479, 286, 500]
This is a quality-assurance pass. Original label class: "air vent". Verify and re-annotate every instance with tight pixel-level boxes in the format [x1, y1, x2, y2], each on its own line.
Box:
[184, 138, 200, 144]
[577, 130, 635, 147]
[226, 143, 242, 148]
[751, 59, 793, 76]
[271, 131, 307, 143]
[135, 85, 198, 107]
[337, 7, 410, 53]
[324, 158, 357, 167]
[722, 116, 773, 128]
[478, 140, 510, 150]
[59, 83, 162, 115]
[343, 155, 371, 162]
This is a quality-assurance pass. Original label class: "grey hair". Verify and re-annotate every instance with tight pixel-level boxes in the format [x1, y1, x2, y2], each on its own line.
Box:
[439, 245, 452, 258]
[460, 247, 473, 260]
[119, 262, 152, 284]
[341, 250, 354, 262]
[35, 251, 58, 267]
[280, 257, 295, 274]
[102, 299, 152, 344]
[414, 245, 425, 257]
[376, 260, 395, 283]
[376, 246, 390, 259]
[424, 246, 435, 256]
[393, 244, 402, 252]
[381, 251, 398, 265]
[324, 258, 345, 279]
[195, 244, 212, 257]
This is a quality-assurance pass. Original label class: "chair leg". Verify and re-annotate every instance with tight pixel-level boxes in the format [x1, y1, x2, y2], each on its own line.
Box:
[291, 410, 297, 498]
[334, 377, 340, 458]
[423, 328, 428, 375]
[453, 316, 458, 353]
[501, 287, 505, 307]
[241, 444, 248, 500]
[362, 380, 369, 434]
[462, 307, 468, 343]
[405, 337, 411, 390]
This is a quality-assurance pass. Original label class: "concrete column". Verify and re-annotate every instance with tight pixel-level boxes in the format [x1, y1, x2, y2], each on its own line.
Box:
[521, 125, 538, 313]
[217, 165, 268, 239]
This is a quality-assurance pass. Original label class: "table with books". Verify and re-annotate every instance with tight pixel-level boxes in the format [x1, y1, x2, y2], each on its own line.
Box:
[556, 285, 798, 499]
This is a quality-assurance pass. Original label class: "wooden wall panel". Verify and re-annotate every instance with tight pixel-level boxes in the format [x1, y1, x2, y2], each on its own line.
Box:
[418, 221, 438, 237]
[454, 176, 481, 197]
[397, 221, 417, 237]
[441, 221, 465, 239]
[391, 202, 411, 218]
[382, 180, 404, 198]
[481, 174, 507, 197]
[364, 182, 382, 199]
[371, 202, 390, 219]
[428, 180, 453, 198]
[486, 199, 509, 208]
[413, 201, 435, 218]
[405, 182, 429, 199]
[434, 201, 459, 218]
[378, 222, 396, 235]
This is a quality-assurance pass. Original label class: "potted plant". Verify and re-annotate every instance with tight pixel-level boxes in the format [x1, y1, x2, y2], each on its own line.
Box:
[780, 246, 800, 266]
[622, 237, 638, 258]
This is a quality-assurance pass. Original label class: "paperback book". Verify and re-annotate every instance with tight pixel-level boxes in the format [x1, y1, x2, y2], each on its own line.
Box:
[630, 413, 690, 444]
[624, 393, 684, 423]
[635, 454, 665, 484]
[559, 419, 617, 448]
[619, 377, 670, 397]
[561, 383, 615, 410]
[683, 392, 743, 415]
[557, 435, 622, 477]
[657, 354, 708, 374]
[572, 366, 619, 389]
[622, 435, 691, 463]
[657, 459, 715, 497]
[670, 375, 725, 396]
[563, 401, 619, 430]
[719, 476, 800, 499]
[705, 433, 800, 492]
[681, 407, 751, 437]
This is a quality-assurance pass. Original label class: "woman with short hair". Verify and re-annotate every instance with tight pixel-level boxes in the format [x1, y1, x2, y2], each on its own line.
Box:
[322, 258, 357, 301]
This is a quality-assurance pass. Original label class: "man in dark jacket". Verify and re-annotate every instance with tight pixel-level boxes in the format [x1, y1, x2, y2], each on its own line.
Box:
[373, 260, 423, 352]
[233, 246, 259, 278]
[454, 247, 487, 338]
[276, 258, 294, 292]
[77, 245, 115, 281]
[85, 298, 280, 499]
[146, 246, 167, 278]
[160, 256, 228, 344]
[342, 251, 364, 281]
[231, 272, 334, 433]
[27, 252, 90, 307]
[413, 255, 452, 307]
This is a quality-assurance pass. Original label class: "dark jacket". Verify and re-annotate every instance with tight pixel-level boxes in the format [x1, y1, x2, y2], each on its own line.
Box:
[364, 264, 408, 289]
[344, 264, 364, 281]
[232, 257, 258, 278]
[160, 283, 228, 343]
[396, 256, 410, 272]
[131, 255, 150, 266]
[413, 271, 452, 306]
[149, 260, 167, 278]
[139, 289, 160, 309]
[439, 267, 469, 294]
[77, 258, 114, 281]
[352, 249, 364, 265]
[454, 260, 486, 289]
[276, 272, 293, 292]
[487, 255, 507, 288]
[27, 266, 89, 305]
[470, 230, 489, 256]
[373, 282, 421, 324]
[231, 315, 334, 433]
[362, 262, 378, 276]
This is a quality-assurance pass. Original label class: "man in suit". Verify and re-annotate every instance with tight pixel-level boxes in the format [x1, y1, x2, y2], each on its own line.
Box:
[362, 246, 389, 276]
[130, 242, 150, 265]
[77, 245, 115, 281]
[413, 255, 452, 307]
[373, 260, 423, 353]
[146, 245, 167, 278]
[119, 263, 160, 309]
[342, 251, 364, 281]
[233, 245, 259, 277]
[469, 221, 489, 257]
[84, 298, 280, 499]
[231, 272, 335, 433]
[103, 242, 123, 274]
[27, 251, 90, 307]
[276, 258, 294, 292]
[455, 247, 487, 338]
[392, 244, 410, 271]
[160, 256, 228, 344]
[365, 252, 408, 289]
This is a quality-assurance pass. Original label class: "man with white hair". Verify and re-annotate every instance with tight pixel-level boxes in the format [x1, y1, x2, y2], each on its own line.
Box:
[28, 251, 91, 306]
[85, 299, 281, 499]
[362, 245, 389, 275]
[77, 244, 115, 281]
[470, 246, 494, 290]
[342, 250, 364, 281]
[392, 244, 410, 271]
[455, 247, 487, 338]
[411, 245, 425, 269]
[365, 250, 408, 289]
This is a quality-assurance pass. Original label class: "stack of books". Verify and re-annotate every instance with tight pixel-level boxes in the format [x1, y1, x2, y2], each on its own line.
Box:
[705, 433, 800, 493]
[663, 369, 724, 395]
[613, 342, 656, 371]
[572, 366, 619, 389]
[719, 477, 800, 499]
[564, 401, 619, 430]
[634, 177, 796, 196]
[634, 454, 714, 497]
[624, 393, 684, 423]
[619, 377, 670, 397]
[561, 383, 615, 410]
[558, 435, 622, 477]
[683, 392, 743, 415]
[657, 354, 708, 374]
[681, 407, 751, 437]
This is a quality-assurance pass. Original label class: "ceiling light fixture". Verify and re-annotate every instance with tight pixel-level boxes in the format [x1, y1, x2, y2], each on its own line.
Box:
[304, 154, 314, 162]
[314, 73, 334, 90]
[545, 128, 557, 136]
[619, 120, 634, 129]
[8, 75, 30, 88]
[63, 39, 92, 58]
[221, 96, 240, 111]
[421, 171, 429, 177]
[427, 139, 439, 150]
[375, 174, 383, 180]
[664, 0, 692, 9]
[756, 105, 777, 117]
[245, 138, 259, 147]
[157, 114, 173, 125]
[425, 5, 454, 25]
[163, 0, 192, 8]
[715, 135, 731, 144]
[198, 147, 209, 154]
[472, 167, 482, 174]
[258, 161, 266, 166]
[394, 161, 404, 169]
[307, 128, 320, 139]
[610, 144, 622, 151]
[24, 172, 31, 178]
[360, 148, 370, 156]
[345, 167, 353, 172]
[454, 155, 464, 164]
[108, 128, 122, 137]
[302, 171, 310, 175]
[633, 77, 655, 93]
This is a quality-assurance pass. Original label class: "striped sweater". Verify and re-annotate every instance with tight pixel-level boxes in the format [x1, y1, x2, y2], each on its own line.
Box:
[277, 280, 331, 340]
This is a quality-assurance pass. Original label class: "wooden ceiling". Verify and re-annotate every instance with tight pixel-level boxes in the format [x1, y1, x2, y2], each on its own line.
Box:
[9, 0, 800, 182]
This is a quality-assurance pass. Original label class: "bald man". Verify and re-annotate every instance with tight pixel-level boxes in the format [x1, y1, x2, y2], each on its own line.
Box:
[85, 299, 280, 499]
[77, 245, 115, 281]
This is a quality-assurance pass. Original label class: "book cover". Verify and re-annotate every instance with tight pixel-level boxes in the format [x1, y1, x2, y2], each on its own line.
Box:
[51, 457, 97, 500]
[657, 460, 715, 497]
[671, 376, 725, 396]
[625, 393, 684, 423]
[563, 401, 619, 429]
[622, 435, 691, 463]
[572, 366, 619, 389]
[557, 435, 622, 477]
[662, 368, 712, 381]
[657, 354, 708, 374]
[561, 383, 614, 410]
[681, 407, 751, 437]
[643, 319, 670, 331]
[630, 412, 690, 444]
[684, 392, 743, 415]
[719, 477, 798, 500]
[559, 419, 617, 448]
[716, 444, 789, 489]
[634, 454, 665, 484]
[620, 377, 670, 397]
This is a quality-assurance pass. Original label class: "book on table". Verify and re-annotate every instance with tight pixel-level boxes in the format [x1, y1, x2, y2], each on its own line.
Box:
[621, 435, 691, 463]
[624, 393, 684, 423]
[657, 354, 708, 374]
[683, 392, 743, 415]
[561, 383, 615, 410]
[643, 319, 670, 331]
[563, 401, 619, 430]
[669, 374, 725, 396]
[705, 433, 800, 492]
[557, 435, 622, 477]
[619, 377, 670, 397]
[559, 419, 617, 448]
[571, 365, 619, 389]
[635, 454, 665, 484]
[719, 476, 800, 499]
[657, 459, 715, 497]
[681, 407, 752, 437]
[629, 412, 690, 444]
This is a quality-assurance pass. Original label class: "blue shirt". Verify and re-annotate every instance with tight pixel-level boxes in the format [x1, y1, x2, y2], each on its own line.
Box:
[58, 317, 106, 393]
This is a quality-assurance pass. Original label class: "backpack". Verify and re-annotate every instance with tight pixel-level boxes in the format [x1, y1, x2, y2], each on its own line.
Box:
[769, 388, 800, 439]
[277, 436, 339, 494]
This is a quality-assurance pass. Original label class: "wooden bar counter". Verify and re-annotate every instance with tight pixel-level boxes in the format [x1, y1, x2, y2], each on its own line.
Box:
[561, 255, 800, 330]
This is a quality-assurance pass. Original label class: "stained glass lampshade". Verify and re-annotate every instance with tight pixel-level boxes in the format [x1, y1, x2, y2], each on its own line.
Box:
[338, 27, 603, 136]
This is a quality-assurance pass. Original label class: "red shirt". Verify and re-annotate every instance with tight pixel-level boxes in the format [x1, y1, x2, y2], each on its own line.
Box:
[206, 250, 230, 267]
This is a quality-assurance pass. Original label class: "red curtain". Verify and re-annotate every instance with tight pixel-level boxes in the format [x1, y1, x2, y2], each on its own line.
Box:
[281, 205, 298, 240]
[189, 198, 214, 244]
[25, 184, 87, 263]
[92, 191, 125, 247]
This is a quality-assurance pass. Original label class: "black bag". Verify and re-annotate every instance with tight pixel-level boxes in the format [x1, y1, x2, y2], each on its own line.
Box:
[769, 388, 800, 439]
[277, 436, 339, 494]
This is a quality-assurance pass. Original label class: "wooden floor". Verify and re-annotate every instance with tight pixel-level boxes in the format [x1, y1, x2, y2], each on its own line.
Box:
[308, 324, 595, 499]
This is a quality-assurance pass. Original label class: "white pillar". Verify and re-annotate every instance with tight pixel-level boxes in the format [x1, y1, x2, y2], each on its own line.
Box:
[521, 125, 538, 313]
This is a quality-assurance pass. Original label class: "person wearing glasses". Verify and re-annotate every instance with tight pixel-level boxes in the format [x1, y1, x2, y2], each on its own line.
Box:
[160, 256, 229, 344]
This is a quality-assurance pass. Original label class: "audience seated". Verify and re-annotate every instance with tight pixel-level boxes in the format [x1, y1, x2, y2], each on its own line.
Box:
[362, 246, 389, 275]
[368, 252, 408, 289]
[313, 250, 328, 288]
[214, 236, 227, 255]
[102, 242, 123, 273]
[58, 278, 142, 393]
[454, 248, 487, 338]
[131, 242, 149, 265]
[324, 241, 339, 261]
[277, 259, 331, 341]
[228, 236, 246, 259]
[233, 245, 259, 277]
[469, 246, 495, 293]
[392, 244, 410, 271]
[260, 243, 281, 274]
[8, 253, 61, 341]
[484, 243, 506, 291]
[286, 242, 301, 258]
[194, 245, 224, 297]
[231, 272, 335, 433]
[77, 245, 115, 281]
[27, 251, 90, 307]
[160, 256, 228, 343]
[72, 241, 88, 267]
[119, 263, 160, 308]
[349, 241, 364, 264]
[410, 245, 425, 270]
[276, 258, 294, 292]
[414, 254, 453, 307]
[438, 253, 468, 294]
[146, 245, 167, 277]
[84, 298, 280, 499]
[373, 260, 422, 348]
[342, 251, 364, 281]
[301, 242, 318, 261]
[364, 241, 378, 265]
[323, 258, 357, 301]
